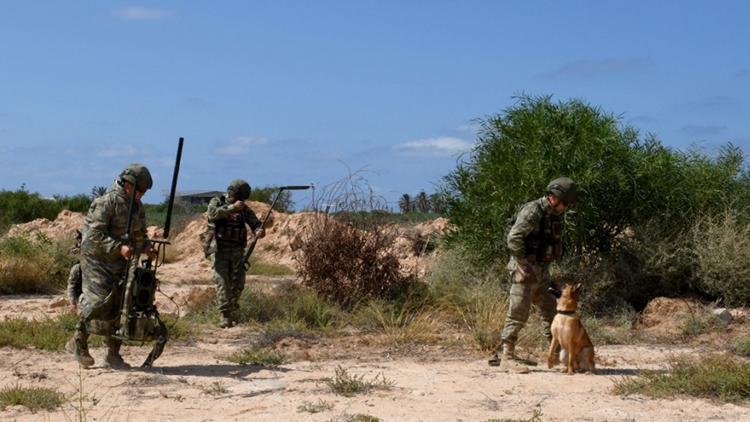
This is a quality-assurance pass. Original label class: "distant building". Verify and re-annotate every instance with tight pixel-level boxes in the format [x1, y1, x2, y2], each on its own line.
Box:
[174, 190, 223, 205]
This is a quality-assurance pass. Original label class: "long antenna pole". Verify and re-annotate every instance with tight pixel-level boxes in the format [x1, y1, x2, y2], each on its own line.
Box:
[163, 137, 184, 239]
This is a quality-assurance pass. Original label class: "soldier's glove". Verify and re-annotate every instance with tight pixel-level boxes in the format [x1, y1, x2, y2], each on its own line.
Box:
[254, 228, 266, 239]
[516, 257, 533, 275]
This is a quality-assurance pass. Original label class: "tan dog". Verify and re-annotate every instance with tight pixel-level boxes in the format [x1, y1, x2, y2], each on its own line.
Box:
[547, 283, 595, 375]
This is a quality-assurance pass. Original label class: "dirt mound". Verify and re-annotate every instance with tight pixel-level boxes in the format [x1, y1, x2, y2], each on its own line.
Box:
[639, 297, 706, 337]
[5, 210, 84, 241]
[5, 203, 450, 284]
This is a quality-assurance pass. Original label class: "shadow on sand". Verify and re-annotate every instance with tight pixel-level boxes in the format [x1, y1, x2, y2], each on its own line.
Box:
[138, 363, 291, 378]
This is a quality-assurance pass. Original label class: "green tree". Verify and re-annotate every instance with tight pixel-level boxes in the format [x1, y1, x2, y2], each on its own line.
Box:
[248, 186, 294, 212]
[399, 193, 412, 213]
[415, 191, 430, 213]
[429, 193, 447, 215]
[442, 95, 749, 265]
[90, 185, 108, 199]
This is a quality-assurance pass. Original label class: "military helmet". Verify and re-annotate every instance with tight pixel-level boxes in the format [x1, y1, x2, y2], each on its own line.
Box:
[119, 163, 153, 192]
[227, 179, 251, 200]
[546, 176, 577, 205]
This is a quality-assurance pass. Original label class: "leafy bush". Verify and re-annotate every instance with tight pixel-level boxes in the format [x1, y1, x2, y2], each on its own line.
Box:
[296, 175, 415, 307]
[0, 235, 75, 294]
[247, 186, 294, 212]
[442, 95, 750, 266]
[0, 187, 90, 232]
[692, 209, 750, 306]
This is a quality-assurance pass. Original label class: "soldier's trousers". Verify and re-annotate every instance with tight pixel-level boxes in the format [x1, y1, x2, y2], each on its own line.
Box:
[78, 255, 126, 336]
[500, 264, 556, 346]
[211, 245, 246, 316]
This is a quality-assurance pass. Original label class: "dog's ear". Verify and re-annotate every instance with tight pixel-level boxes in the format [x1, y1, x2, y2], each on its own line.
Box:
[573, 283, 583, 293]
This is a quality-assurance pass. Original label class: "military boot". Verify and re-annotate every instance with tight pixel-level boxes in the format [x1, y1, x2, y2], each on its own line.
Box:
[219, 311, 235, 328]
[103, 338, 131, 370]
[73, 323, 95, 368]
[498, 342, 529, 374]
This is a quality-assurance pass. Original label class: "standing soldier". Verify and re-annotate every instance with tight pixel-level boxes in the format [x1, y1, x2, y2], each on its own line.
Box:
[207, 179, 265, 328]
[66, 230, 83, 312]
[496, 176, 577, 373]
[72, 164, 155, 369]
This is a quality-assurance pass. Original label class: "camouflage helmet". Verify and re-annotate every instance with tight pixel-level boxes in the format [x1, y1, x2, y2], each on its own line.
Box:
[119, 163, 153, 192]
[546, 176, 577, 205]
[227, 179, 251, 200]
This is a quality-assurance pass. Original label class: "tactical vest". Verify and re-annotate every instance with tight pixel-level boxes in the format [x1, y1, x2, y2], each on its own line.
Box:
[214, 197, 247, 246]
[524, 211, 563, 262]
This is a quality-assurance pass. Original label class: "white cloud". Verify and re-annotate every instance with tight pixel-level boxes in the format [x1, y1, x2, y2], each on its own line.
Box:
[96, 145, 137, 158]
[113, 6, 172, 21]
[214, 136, 269, 156]
[395, 137, 473, 157]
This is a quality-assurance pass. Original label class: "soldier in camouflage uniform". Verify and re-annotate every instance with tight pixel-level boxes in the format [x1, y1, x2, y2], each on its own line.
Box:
[72, 164, 155, 369]
[496, 176, 577, 373]
[207, 179, 265, 328]
[66, 230, 83, 311]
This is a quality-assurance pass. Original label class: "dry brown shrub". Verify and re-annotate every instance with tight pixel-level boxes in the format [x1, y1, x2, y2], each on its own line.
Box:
[294, 170, 414, 308]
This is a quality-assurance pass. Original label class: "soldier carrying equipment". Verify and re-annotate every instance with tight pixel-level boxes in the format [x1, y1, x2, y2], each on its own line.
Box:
[114, 137, 184, 367]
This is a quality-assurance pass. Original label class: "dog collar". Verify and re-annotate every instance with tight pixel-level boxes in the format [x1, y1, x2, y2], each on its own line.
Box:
[556, 310, 576, 315]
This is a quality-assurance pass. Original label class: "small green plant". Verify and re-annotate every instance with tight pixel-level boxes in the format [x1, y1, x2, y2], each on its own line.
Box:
[221, 347, 287, 366]
[159, 314, 194, 342]
[329, 413, 381, 422]
[326, 366, 394, 397]
[0, 314, 83, 351]
[297, 399, 334, 414]
[247, 258, 295, 276]
[613, 354, 750, 402]
[582, 307, 636, 345]
[351, 299, 441, 346]
[236, 285, 341, 332]
[201, 381, 229, 397]
[733, 336, 750, 357]
[680, 313, 725, 337]
[0, 384, 65, 412]
[448, 280, 509, 352]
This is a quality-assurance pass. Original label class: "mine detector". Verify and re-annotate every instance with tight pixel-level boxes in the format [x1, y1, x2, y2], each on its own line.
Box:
[115, 137, 184, 368]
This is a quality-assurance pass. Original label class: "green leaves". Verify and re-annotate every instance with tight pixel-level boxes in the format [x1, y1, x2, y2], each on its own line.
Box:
[442, 95, 749, 266]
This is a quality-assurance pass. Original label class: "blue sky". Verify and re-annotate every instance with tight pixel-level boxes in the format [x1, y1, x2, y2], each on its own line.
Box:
[1, 1, 748, 208]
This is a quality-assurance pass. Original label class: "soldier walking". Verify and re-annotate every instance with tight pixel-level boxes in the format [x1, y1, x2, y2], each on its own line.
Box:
[496, 177, 577, 373]
[72, 164, 155, 369]
[207, 179, 265, 328]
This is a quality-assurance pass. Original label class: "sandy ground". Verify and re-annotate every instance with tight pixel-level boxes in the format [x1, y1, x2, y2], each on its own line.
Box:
[3, 215, 750, 421]
[2, 340, 748, 422]
[2, 281, 750, 421]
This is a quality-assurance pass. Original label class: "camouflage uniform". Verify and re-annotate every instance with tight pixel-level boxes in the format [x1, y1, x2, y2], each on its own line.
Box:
[501, 197, 560, 345]
[67, 263, 82, 306]
[73, 164, 152, 369]
[67, 230, 83, 307]
[207, 180, 262, 327]
[496, 177, 576, 373]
